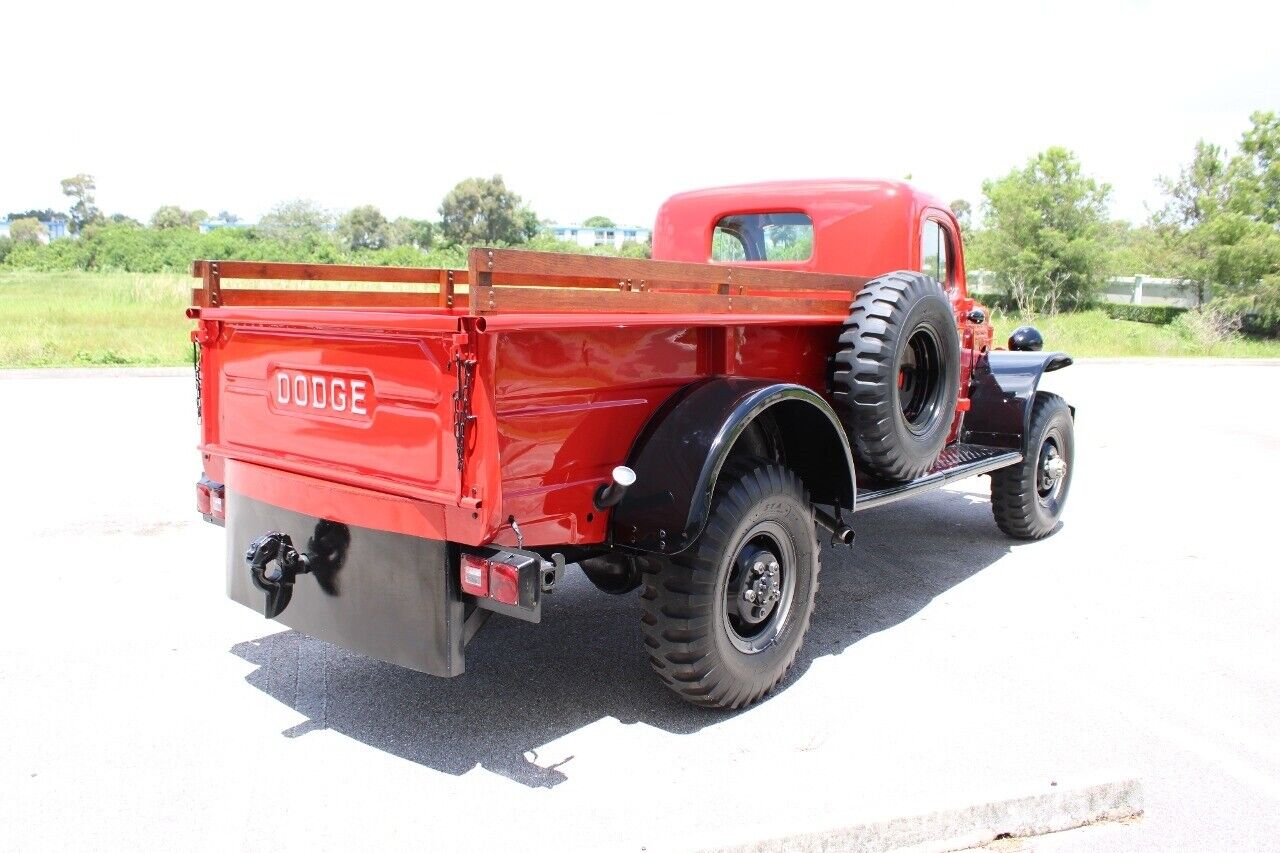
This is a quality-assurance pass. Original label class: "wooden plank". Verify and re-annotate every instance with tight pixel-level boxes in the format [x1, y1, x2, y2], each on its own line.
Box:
[469, 247, 867, 294]
[470, 285, 849, 316]
[191, 259, 469, 285]
[195, 288, 445, 308]
[191, 288, 471, 310]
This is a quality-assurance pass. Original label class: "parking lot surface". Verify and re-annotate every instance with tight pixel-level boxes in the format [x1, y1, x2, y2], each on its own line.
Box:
[1, 360, 1277, 851]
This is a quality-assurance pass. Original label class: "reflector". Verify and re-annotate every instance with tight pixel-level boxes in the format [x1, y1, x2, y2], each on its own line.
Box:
[460, 554, 489, 597]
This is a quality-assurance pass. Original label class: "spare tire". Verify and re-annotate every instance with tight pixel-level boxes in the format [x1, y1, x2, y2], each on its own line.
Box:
[831, 271, 960, 482]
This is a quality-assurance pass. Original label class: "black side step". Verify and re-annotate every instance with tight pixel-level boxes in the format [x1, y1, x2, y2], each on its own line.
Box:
[854, 443, 1022, 512]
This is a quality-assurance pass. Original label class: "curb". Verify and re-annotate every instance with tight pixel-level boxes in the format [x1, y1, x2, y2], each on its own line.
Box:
[0, 367, 190, 380]
[698, 776, 1143, 853]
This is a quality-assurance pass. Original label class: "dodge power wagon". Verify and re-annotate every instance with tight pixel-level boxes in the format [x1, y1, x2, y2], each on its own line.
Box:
[190, 179, 1075, 709]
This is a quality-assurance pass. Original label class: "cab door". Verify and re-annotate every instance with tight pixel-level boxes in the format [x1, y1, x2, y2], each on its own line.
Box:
[919, 212, 986, 439]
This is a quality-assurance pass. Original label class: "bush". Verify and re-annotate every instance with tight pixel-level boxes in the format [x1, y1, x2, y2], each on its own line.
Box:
[1171, 307, 1243, 347]
[0, 236, 11, 265]
[1100, 303, 1187, 324]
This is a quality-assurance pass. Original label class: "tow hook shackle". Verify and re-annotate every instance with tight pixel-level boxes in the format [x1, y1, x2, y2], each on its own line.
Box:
[246, 531, 313, 619]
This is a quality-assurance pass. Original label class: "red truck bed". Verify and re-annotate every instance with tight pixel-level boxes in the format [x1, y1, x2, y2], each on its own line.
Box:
[191, 249, 871, 552]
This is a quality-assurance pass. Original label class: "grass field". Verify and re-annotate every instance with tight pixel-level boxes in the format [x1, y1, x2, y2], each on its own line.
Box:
[0, 271, 193, 367]
[989, 307, 1280, 358]
[2, 270, 1280, 367]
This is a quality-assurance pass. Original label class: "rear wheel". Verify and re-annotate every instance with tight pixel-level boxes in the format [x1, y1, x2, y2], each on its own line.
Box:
[640, 461, 819, 709]
[991, 392, 1074, 539]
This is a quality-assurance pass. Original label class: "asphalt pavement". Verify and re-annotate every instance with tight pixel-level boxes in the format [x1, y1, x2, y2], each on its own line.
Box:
[0, 360, 1276, 851]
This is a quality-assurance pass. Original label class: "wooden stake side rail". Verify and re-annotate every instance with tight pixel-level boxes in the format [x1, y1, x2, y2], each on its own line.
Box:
[191, 260, 466, 310]
[467, 248, 867, 316]
[191, 250, 869, 316]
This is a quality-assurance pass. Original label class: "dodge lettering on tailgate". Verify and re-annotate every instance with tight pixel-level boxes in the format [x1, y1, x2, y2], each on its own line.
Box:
[269, 368, 373, 420]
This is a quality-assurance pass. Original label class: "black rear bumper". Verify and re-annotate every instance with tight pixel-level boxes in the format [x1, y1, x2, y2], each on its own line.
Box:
[225, 491, 468, 677]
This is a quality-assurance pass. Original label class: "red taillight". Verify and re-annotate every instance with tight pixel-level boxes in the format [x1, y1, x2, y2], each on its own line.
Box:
[460, 554, 489, 597]
[458, 550, 532, 612]
[489, 561, 520, 606]
[460, 553, 525, 607]
[196, 478, 225, 522]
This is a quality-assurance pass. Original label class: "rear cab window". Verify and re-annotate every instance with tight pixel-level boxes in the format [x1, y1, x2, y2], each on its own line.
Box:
[712, 213, 813, 262]
[920, 218, 953, 286]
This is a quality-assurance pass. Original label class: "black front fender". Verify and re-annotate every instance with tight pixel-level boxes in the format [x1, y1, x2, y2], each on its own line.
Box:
[963, 350, 1073, 449]
[612, 378, 855, 554]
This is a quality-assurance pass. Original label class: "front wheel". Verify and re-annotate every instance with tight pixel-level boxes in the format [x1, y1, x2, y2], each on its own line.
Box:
[640, 461, 820, 709]
[991, 392, 1074, 539]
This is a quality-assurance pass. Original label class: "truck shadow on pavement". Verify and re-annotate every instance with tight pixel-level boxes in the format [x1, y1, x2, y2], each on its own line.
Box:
[231, 487, 1027, 788]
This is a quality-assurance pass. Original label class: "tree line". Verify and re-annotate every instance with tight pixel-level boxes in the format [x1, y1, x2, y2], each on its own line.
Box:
[0, 175, 648, 273]
[960, 110, 1279, 326]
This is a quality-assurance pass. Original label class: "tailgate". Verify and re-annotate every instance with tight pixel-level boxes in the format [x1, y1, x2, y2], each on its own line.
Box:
[201, 313, 468, 505]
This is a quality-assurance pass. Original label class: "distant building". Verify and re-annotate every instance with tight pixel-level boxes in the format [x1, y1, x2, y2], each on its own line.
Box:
[199, 218, 253, 234]
[549, 223, 651, 250]
[0, 215, 70, 244]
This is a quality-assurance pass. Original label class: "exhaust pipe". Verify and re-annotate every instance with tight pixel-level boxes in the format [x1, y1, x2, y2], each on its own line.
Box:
[594, 466, 637, 510]
[813, 506, 855, 547]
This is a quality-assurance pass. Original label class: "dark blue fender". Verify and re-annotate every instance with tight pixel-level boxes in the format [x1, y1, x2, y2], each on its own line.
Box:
[612, 377, 856, 555]
[962, 351, 1074, 450]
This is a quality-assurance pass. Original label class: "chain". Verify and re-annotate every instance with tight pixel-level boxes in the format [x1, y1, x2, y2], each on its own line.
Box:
[452, 353, 477, 472]
[192, 340, 203, 423]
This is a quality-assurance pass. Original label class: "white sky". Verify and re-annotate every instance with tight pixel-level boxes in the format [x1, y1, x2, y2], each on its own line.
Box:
[3, 1, 1277, 228]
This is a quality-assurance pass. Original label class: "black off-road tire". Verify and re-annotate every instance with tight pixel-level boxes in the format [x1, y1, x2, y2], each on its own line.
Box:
[832, 271, 961, 481]
[991, 392, 1074, 539]
[640, 461, 820, 709]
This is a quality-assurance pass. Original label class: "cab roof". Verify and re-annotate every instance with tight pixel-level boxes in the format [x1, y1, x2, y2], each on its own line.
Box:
[653, 179, 954, 278]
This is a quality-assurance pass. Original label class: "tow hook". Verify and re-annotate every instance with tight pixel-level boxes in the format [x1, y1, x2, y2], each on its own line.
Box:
[245, 532, 313, 619]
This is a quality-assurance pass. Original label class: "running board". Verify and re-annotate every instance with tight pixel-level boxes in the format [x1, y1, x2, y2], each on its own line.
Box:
[854, 444, 1022, 512]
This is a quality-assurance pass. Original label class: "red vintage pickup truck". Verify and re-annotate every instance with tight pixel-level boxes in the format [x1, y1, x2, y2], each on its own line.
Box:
[191, 179, 1074, 709]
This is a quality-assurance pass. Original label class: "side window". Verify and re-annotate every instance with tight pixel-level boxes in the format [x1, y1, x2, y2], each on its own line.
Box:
[920, 219, 952, 285]
[712, 213, 813, 262]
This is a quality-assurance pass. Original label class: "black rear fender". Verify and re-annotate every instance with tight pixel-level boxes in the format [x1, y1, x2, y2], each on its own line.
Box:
[611, 378, 855, 555]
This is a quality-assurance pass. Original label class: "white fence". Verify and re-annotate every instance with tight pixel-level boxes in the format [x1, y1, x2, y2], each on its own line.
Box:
[968, 272, 1205, 308]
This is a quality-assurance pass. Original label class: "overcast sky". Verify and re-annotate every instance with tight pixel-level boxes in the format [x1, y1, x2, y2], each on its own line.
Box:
[4, 1, 1277, 228]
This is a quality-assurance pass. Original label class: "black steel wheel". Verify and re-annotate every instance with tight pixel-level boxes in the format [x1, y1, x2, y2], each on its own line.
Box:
[640, 461, 819, 709]
[831, 271, 961, 482]
[991, 392, 1074, 539]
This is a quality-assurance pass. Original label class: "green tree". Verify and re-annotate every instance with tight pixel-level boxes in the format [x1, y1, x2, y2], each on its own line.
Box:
[1235, 110, 1280, 225]
[583, 215, 616, 228]
[61, 174, 101, 233]
[9, 217, 47, 244]
[389, 217, 435, 249]
[151, 205, 200, 230]
[110, 213, 142, 227]
[1157, 113, 1280, 323]
[216, 210, 240, 224]
[5, 208, 58, 222]
[439, 175, 539, 245]
[259, 199, 334, 239]
[979, 147, 1111, 313]
[337, 205, 391, 250]
[949, 199, 971, 232]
